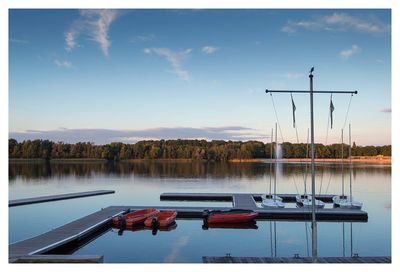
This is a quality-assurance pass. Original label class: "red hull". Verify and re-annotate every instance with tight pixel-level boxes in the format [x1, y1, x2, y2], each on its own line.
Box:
[206, 210, 258, 224]
[112, 208, 159, 228]
[144, 210, 177, 228]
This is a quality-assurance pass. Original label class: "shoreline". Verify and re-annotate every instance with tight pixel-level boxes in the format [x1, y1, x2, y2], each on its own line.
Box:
[9, 156, 391, 165]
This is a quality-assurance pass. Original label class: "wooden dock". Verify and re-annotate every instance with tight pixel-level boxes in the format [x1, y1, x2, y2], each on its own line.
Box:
[203, 256, 391, 263]
[9, 206, 125, 258]
[9, 192, 368, 261]
[9, 190, 115, 207]
[159, 193, 368, 221]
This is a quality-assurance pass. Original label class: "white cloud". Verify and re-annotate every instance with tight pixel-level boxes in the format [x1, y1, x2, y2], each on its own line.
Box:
[54, 59, 72, 68]
[339, 44, 360, 59]
[282, 12, 390, 35]
[65, 9, 119, 57]
[144, 47, 192, 81]
[201, 46, 219, 54]
[130, 33, 156, 43]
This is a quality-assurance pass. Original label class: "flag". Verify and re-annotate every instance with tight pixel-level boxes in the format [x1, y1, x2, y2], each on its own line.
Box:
[330, 95, 335, 129]
[291, 93, 296, 128]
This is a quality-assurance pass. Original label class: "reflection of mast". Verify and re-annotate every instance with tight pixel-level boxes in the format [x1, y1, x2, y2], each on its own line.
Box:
[305, 222, 310, 257]
[342, 222, 345, 257]
[268, 221, 278, 257]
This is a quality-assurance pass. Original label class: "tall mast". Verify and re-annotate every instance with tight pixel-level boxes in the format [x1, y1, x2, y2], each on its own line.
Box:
[341, 129, 344, 197]
[269, 128, 273, 196]
[309, 69, 318, 260]
[264, 68, 357, 261]
[274, 122, 278, 196]
[349, 124, 353, 200]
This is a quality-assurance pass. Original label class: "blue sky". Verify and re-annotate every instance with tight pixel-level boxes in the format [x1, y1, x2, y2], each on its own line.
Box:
[9, 9, 391, 145]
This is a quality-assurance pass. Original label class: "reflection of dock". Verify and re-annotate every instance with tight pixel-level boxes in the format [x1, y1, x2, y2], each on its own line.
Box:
[9, 192, 368, 262]
[9, 190, 115, 207]
[202, 256, 391, 263]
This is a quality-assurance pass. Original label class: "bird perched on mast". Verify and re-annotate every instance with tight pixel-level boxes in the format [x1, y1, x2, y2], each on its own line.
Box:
[310, 66, 314, 74]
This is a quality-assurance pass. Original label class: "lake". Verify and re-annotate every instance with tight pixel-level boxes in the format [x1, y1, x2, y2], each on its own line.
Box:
[8, 160, 391, 263]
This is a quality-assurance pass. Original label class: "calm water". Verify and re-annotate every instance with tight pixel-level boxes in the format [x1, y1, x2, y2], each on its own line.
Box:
[9, 161, 391, 262]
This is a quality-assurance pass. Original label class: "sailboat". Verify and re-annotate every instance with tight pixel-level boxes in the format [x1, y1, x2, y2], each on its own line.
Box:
[261, 123, 284, 208]
[296, 129, 325, 209]
[333, 124, 362, 209]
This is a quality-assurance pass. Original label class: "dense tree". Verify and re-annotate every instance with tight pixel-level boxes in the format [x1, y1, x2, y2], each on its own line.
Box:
[8, 138, 391, 162]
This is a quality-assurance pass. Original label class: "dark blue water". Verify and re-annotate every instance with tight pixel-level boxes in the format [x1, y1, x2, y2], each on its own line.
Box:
[9, 161, 391, 262]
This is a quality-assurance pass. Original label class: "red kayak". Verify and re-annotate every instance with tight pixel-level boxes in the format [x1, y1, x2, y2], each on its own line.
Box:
[144, 210, 177, 228]
[112, 208, 159, 228]
[203, 209, 258, 224]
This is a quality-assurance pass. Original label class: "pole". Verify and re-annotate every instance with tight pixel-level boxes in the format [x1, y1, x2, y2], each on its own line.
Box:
[341, 129, 344, 197]
[309, 70, 318, 260]
[349, 124, 352, 200]
[269, 128, 273, 196]
[274, 122, 278, 197]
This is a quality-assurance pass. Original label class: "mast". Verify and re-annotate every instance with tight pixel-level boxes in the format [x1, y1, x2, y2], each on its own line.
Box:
[264, 68, 357, 261]
[304, 129, 309, 196]
[274, 122, 278, 197]
[269, 128, 273, 196]
[349, 124, 353, 200]
[309, 70, 318, 260]
[341, 129, 344, 197]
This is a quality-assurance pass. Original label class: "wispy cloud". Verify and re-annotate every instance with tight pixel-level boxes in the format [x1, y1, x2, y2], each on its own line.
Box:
[144, 47, 192, 81]
[381, 107, 391, 113]
[130, 33, 156, 43]
[339, 44, 360, 59]
[164, 236, 190, 262]
[65, 9, 119, 57]
[201, 46, 219, 54]
[54, 59, 73, 68]
[282, 12, 390, 35]
[9, 126, 266, 145]
[10, 38, 29, 44]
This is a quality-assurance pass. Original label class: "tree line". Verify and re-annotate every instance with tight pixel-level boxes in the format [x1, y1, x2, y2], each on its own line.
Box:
[8, 138, 391, 162]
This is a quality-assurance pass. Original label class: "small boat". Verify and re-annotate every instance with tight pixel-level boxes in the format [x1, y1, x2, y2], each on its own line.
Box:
[112, 208, 159, 228]
[297, 195, 325, 209]
[144, 210, 177, 228]
[203, 209, 258, 224]
[262, 198, 285, 208]
[261, 194, 283, 202]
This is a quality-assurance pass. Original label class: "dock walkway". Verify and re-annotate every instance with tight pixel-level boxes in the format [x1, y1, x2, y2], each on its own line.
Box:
[9, 190, 115, 207]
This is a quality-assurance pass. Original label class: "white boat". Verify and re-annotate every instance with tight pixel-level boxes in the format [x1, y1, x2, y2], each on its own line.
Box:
[333, 125, 363, 210]
[299, 195, 325, 209]
[262, 124, 284, 209]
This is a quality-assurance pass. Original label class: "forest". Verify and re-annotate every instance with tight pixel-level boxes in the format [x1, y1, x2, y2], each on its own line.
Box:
[8, 138, 391, 162]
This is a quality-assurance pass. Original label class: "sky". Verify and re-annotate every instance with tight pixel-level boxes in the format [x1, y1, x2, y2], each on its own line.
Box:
[8, 9, 391, 145]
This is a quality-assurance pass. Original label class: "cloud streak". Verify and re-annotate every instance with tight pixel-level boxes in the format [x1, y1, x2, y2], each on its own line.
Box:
[282, 12, 390, 35]
[339, 44, 360, 59]
[54, 59, 73, 68]
[9, 126, 266, 145]
[65, 9, 119, 57]
[144, 47, 192, 81]
[202, 46, 219, 54]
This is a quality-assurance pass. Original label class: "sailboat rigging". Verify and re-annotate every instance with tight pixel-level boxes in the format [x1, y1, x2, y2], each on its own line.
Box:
[262, 123, 284, 208]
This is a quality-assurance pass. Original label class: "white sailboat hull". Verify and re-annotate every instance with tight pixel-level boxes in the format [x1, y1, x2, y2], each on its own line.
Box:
[261, 194, 283, 202]
[297, 195, 325, 209]
[261, 199, 285, 208]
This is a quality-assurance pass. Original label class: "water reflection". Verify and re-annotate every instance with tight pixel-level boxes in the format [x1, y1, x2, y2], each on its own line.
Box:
[9, 161, 391, 182]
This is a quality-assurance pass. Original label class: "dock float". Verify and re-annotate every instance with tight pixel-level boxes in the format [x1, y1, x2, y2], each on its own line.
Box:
[10, 255, 104, 263]
[9, 206, 124, 258]
[203, 256, 391, 263]
[9, 190, 115, 207]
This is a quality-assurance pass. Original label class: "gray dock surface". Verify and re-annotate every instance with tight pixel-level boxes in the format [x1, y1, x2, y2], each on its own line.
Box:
[203, 256, 391, 263]
[10, 255, 104, 263]
[9, 206, 125, 257]
[9, 190, 115, 207]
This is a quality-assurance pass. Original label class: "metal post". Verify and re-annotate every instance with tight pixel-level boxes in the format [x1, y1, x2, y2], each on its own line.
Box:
[349, 124, 352, 200]
[341, 129, 344, 197]
[274, 122, 278, 197]
[309, 71, 318, 260]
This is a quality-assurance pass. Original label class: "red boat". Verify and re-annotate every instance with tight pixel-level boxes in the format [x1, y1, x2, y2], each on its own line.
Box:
[144, 210, 177, 228]
[202, 222, 258, 230]
[112, 208, 159, 228]
[203, 209, 258, 224]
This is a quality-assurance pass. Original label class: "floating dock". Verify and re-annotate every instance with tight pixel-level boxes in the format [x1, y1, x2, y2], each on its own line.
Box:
[9, 192, 368, 261]
[203, 256, 391, 263]
[9, 190, 115, 207]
